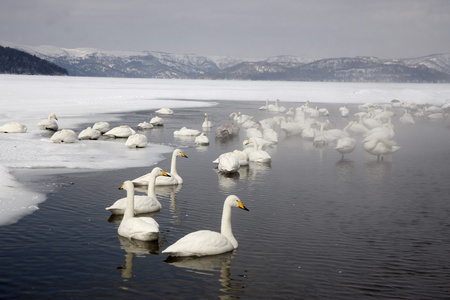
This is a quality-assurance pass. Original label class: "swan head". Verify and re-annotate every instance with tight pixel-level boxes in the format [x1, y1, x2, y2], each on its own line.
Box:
[119, 180, 134, 191]
[151, 167, 171, 177]
[49, 113, 58, 120]
[204, 113, 208, 118]
[225, 195, 249, 211]
[175, 149, 188, 158]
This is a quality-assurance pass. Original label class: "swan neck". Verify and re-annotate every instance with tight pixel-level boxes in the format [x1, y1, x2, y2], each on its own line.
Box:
[170, 152, 178, 175]
[123, 188, 135, 221]
[221, 202, 238, 248]
[147, 174, 157, 199]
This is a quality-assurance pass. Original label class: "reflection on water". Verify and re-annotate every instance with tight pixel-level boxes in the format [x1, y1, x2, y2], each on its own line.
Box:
[364, 160, 392, 183]
[117, 236, 159, 280]
[335, 159, 354, 183]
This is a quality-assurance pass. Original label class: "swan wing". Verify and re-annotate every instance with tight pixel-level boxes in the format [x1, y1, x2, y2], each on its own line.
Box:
[106, 196, 161, 214]
[118, 217, 159, 241]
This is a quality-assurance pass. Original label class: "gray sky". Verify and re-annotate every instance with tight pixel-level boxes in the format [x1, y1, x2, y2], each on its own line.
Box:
[1, 0, 449, 60]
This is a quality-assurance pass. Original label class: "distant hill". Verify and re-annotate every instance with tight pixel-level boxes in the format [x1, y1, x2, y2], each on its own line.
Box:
[0, 45, 68, 76]
[1, 41, 449, 83]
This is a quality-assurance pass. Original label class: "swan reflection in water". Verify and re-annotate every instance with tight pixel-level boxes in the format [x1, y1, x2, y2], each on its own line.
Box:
[335, 159, 355, 183]
[117, 235, 159, 279]
[164, 251, 244, 297]
[364, 160, 392, 184]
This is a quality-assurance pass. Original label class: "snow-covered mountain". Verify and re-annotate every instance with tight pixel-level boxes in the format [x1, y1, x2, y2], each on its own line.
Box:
[1, 41, 449, 82]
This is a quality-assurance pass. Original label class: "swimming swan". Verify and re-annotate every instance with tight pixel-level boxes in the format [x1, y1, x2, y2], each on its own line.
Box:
[106, 167, 170, 214]
[117, 180, 160, 241]
[245, 138, 271, 163]
[156, 108, 174, 115]
[202, 113, 213, 129]
[162, 195, 249, 257]
[37, 113, 58, 131]
[132, 149, 188, 186]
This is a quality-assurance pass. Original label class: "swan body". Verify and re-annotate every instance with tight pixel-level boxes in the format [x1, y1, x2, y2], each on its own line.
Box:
[335, 137, 356, 159]
[104, 125, 136, 138]
[137, 121, 154, 130]
[339, 104, 350, 117]
[245, 138, 271, 163]
[399, 110, 415, 125]
[195, 132, 210, 145]
[313, 124, 328, 147]
[150, 116, 164, 126]
[0, 121, 27, 133]
[156, 108, 174, 115]
[106, 167, 170, 214]
[259, 99, 269, 110]
[363, 137, 400, 160]
[78, 127, 101, 140]
[162, 195, 249, 257]
[132, 149, 188, 186]
[92, 121, 110, 133]
[37, 113, 58, 131]
[202, 113, 213, 129]
[267, 99, 286, 113]
[117, 181, 160, 241]
[174, 127, 201, 136]
[217, 153, 240, 174]
[215, 124, 240, 139]
[125, 133, 148, 148]
[50, 129, 76, 143]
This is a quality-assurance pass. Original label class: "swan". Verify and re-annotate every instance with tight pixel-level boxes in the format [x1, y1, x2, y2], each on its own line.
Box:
[137, 121, 153, 130]
[37, 113, 58, 131]
[202, 113, 213, 129]
[156, 107, 174, 115]
[399, 109, 415, 125]
[217, 153, 240, 174]
[245, 138, 271, 163]
[313, 124, 328, 147]
[335, 136, 356, 159]
[213, 150, 248, 167]
[92, 121, 110, 133]
[78, 127, 101, 140]
[106, 167, 170, 214]
[117, 181, 160, 241]
[104, 125, 136, 138]
[325, 120, 354, 142]
[363, 137, 400, 161]
[132, 149, 188, 186]
[150, 116, 164, 126]
[267, 99, 286, 113]
[339, 103, 350, 117]
[0, 121, 27, 133]
[195, 132, 210, 145]
[259, 99, 269, 110]
[162, 195, 249, 257]
[215, 123, 240, 140]
[174, 127, 201, 136]
[125, 133, 148, 148]
[50, 129, 76, 143]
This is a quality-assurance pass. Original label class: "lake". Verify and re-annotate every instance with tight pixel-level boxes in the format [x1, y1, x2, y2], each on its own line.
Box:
[1, 99, 450, 299]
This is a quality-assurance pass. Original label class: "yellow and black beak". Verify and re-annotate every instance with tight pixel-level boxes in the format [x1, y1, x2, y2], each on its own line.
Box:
[238, 201, 249, 211]
[181, 152, 188, 158]
[162, 170, 171, 177]
[119, 183, 124, 190]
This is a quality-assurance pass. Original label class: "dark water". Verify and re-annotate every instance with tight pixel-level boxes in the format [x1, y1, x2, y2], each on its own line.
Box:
[1, 100, 450, 299]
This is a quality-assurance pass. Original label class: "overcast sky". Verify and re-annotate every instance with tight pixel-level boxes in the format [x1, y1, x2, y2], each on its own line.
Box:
[1, 0, 449, 60]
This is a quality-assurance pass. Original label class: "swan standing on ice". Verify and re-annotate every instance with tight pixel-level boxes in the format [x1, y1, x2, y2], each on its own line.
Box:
[132, 149, 188, 186]
[50, 129, 77, 143]
[78, 127, 101, 140]
[104, 125, 136, 138]
[0, 121, 27, 133]
[117, 181, 160, 241]
[162, 195, 249, 257]
[202, 113, 213, 129]
[156, 108, 174, 115]
[125, 133, 148, 148]
[150, 116, 164, 126]
[37, 113, 58, 131]
[106, 167, 170, 214]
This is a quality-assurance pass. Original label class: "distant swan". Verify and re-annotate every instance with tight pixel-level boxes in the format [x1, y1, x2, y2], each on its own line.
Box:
[125, 133, 148, 148]
[104, 125, 136, 138]
[117, 181, 160, 241]
[202, 113, 213, 129]
[132, 149, 188, 186]
[335, 136, 356, 159]
[174, 127, 201, 136]
[78, 127, 101, 140]
[0, 121, 27, 133]
[50, 129, 76, 143]
[37, 113, 58, 131]
[195, 132, 210, 145]
[106, 167, 170, 214]
[162, 195, 249, 257]
[156, 108, 174, 115]
[92, 121, 110, 133]
[245, 138, 271, 163]
[150, 116, 164, 126]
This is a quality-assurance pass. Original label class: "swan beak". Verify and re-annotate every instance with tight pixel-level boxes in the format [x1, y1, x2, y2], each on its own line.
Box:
[119, 184, 124, 190]
[238, 201, 249, 211]
[181, 152, 188, 158]
[245, 140, 250, 145]
[162, 170, 171, 177]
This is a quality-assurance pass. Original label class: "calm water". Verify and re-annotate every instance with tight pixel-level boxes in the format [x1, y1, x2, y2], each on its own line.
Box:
[1, 100, 450, 299]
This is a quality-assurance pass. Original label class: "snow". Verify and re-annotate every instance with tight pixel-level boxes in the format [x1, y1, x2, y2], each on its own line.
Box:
[1, 74, 450, 226]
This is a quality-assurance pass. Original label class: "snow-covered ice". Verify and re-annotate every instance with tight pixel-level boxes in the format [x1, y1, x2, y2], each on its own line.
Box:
[1, 74, 449, 226]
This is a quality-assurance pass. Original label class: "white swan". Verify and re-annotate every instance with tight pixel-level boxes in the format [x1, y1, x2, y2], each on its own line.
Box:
[125, 133, 148, 148]
[174, 127, 201, 136]
[150, 116, 164, 126]
[117, 181, 160, 241]
[217, 153, 240, 174]
[132, 149, 188, 186]
[245, 138, 271, 163]
[313, 124, 328, 147]
[156, 108, 174, 115]
[399, 109, 415, 125]
[195, 132, 210, 145]
[106, 167, 170, 214]
[137, 121, 154, 130]
[92, 121, 110, 133]
[37, 113, 58, 131]
[78, 127, 101, 140]
[202, 113, 213, 129]
[259, 99, 269, 110]
[339, 103, 350, 117]
[162, 195, 249, 257]
[0, 121, 27, 133]
[50, 129, 76, 143]
[267, 99, 286, 113]
[104, 125, 136, 138]
[335, 136, 356, 159]
[363, 137, 400, 161]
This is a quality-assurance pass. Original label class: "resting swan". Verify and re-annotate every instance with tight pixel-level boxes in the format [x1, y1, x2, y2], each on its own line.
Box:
[106, 167, 170, 214]
[104, 125, 136, 138]
[37, 113, 58, 131]
[0, 121, 27, 133]
[125, 133, 148, 148]
[132, 149, 188, 186]
[162, 195, 249, 257]
[117, 181, 160, 241]
[50, 129, 76, 143]
[78, 127, 101, 140]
